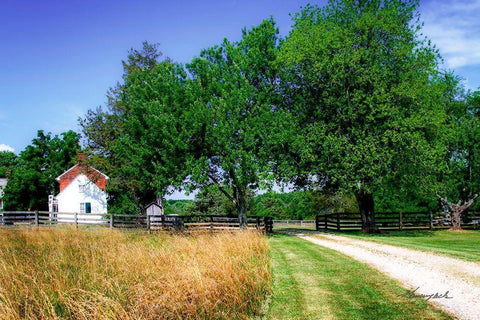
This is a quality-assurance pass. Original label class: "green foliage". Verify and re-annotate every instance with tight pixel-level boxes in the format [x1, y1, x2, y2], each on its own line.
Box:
[252, 191, 312, 219]
[0, 151, 18, 178]
[107, 192, 142, 214]
[250, 190, 358, 219]
[185, 18, 280, 224]
[79, 2, 477, 220]
[277, 0, 450, 228]
[309, 190, 359, 214]
[439, 83, 480, 210]
[162, 189, 357, 220]
[3, 130, 80, 211]
[83, 21, 281, 219]
[110, 59, 190, 208]
[162, 188, 359, 219]
[178, 186, 237, 216]
[163, 199, 193, 215]
[81, 42, 188, 213]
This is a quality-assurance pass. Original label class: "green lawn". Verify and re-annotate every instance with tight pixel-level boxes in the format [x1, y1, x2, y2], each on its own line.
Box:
[265, 233, 452, 320]
[336, 230, 480, 262]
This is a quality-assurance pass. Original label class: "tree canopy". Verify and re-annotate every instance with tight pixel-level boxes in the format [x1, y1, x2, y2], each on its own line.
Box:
[184, 18, 280, 225]
[76, 1, 477, 231]
[3, 130, 80, 211]
[81, 20, 281, 224]
[80, 42, 189, 213]
[442, 85, 480, 207]
[277, 0, 450, 231]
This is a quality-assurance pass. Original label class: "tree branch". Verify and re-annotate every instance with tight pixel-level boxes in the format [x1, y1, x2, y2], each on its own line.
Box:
[207, 173, 234, 203]
[437, 193, 479, 213]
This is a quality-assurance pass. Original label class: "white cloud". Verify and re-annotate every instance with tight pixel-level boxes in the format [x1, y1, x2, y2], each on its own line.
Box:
[421, 0, 480, 69]
[0, 144, 14, 152]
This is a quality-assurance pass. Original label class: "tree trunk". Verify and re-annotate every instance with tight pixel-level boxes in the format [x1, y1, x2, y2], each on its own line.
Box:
[355, 190, 377, 233]
[236, 197, 248, 228]
[438, 194, 478, 231]
[156, 194, 164, 215]
[234, 186, 248, 228]
[450, 208, 462, 231]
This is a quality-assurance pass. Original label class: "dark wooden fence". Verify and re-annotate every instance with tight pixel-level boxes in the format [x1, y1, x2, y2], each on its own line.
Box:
[0, 211, 273, 233]
[315, 212, 480, 231]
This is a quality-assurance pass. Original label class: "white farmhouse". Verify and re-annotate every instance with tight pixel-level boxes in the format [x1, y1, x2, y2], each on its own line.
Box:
[54, 163, 109, 214]
[0, 178, 7, 210]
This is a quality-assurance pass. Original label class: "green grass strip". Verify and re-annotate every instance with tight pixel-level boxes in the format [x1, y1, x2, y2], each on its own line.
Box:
[265, 233, 452, 320]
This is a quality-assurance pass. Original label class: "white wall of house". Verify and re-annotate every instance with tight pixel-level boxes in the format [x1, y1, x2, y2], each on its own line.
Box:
[0, 178, 7, 210]
[56, 174, 107, 214]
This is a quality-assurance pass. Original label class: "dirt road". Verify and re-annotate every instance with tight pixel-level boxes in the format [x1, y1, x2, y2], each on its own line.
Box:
[294, 232, 480, 320]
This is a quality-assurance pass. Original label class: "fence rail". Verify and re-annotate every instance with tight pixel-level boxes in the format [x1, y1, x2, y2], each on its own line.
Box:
[273, 220, 316, 228]
[0, 211, 273, 233]
[315, 212, 480, 231]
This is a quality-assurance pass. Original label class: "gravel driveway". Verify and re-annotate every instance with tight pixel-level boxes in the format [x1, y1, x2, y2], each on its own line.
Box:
[294, 232, 480, 320]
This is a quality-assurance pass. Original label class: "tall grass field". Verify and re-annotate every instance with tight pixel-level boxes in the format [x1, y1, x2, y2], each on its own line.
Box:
[0, 228, 270, 319]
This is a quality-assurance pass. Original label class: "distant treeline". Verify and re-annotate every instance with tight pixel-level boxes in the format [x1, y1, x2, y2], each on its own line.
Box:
[163, 190, 336, 219]
[164, 187, 460, 220]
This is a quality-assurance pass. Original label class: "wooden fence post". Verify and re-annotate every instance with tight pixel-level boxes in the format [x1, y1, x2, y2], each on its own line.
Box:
[315, 215, 319, 231]
[336, 212, 340, 231]
[74, 212, 78, 228]
[35, 210, 39, 227]
[399, 212, 403, 230]
[429, 211, 433, 230]
[110, 214, 114, 228]
[210, 216, 214, 231]
[161, 215, 165, 229]
[263, 217, 273, 234]
[324, 214, 328, 230]
[147, 215, 151, 233]
[174, 216, 184, 231]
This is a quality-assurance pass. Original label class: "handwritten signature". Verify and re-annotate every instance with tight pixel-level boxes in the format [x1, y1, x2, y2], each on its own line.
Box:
[399, 287, 453, 301]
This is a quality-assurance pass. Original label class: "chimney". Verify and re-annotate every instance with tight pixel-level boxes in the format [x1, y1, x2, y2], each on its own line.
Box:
[77, 152, 87, 164]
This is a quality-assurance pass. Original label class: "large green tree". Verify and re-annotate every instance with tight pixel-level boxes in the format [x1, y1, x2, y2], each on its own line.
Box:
[185, 18, 280, 226]
[3, 130, 80, 211]
[278, 0, 449, 232]
[80, 42, 189, 213]
[437, 82, 480, 229]
[465, 90, 480, 202]
[110, 59, 190, 210]
[449, 88, 480, 203]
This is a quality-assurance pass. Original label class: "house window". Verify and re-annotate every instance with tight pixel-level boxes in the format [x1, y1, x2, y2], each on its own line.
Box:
[79, 184, 85, 193]
[80, 202, 91, 214]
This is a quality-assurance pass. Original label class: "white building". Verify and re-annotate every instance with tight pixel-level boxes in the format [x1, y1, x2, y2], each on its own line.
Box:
[0, 178, 7, 210]
[54, 164, 109, 215]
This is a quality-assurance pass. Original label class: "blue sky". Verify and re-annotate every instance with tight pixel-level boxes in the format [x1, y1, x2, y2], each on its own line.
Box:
[1, 0, 479, 155]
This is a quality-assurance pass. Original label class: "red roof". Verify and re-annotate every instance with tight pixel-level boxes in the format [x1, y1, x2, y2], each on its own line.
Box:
[56, 165, 109, 192]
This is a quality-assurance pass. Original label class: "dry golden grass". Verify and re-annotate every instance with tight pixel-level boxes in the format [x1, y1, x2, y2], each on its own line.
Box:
[0, 228, 270, 319]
